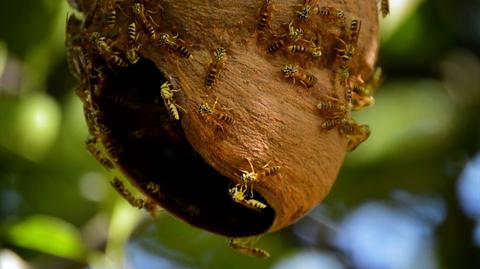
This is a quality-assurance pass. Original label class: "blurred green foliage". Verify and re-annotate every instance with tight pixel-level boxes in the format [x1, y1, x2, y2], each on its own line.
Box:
[6, 215, 87, 261]
[1, 0, 479, 269]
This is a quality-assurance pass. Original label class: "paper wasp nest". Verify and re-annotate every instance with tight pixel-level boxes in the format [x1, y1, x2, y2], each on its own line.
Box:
[67, 0, 380, 238]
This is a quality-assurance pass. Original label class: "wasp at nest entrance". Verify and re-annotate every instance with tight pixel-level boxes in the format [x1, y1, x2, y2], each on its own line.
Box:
[80, 57, 275, 237]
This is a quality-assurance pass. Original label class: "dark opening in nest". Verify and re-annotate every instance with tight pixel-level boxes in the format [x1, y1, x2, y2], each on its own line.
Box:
[94, 58, 275, 237]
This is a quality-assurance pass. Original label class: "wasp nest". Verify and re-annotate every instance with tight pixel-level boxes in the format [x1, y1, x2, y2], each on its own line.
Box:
[66, 0, 382, 253]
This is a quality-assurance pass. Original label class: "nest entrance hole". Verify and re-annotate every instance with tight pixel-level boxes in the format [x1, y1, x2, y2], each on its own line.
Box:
[95, 58, 274, 237]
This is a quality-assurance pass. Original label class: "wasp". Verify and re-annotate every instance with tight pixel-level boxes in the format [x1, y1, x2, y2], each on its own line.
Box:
[82, 98, 99, 134]
[236, 158, 280, 200]
[126, 22, 142, 64]
[350, 67, 382, 110]
[158, 33, 193, 59]
[205, 47, 227, 90]
[351, 84, 375, 110]
[160, 81, 177, 100]
[341, 122, 371, 151]
[296, 0, 319, 21]
[317, 6, 346, 24]
[90, 32, 129, 67]
[90, 32, 109, 52]
[127, 22, 138, 43]
[349, 19, 362, 46]
[267, 21, 304, 54]
[257, 0, 273, 34]
[347, 131, 370, 151]
[73, 48, 94, 78]
[263, 164, 281, 177]
[335, 19, 361, 62]
[240, 159, 280, 187]
[228, 185, 267, 211]
[132, 2, 158, 40]
[345, 87, 353, 104]
[267, 39, 285, 54]
[318, 94, 351, 128]
[320, 117, 350, 131]
[146, 181, 160, 194]
[288, 21, 304, 42]
[337, 63, 350, 86]
[198, 99, 233, 124]
[103, 0, 117, 29]
[287, 44, 306, 54]
[65, 13, 84, 79]
[81, 49, 94, 72]
[281, 64, 317, 88]
[317, 98, 348, 116]
[92, 66, 107, 98]
[335, 38, 355, 62]
[296, 5, 311, 21]
[380, 0, 390, 18]
[82, 97, 104, 137]
[126, 47, 140, 64]
[321, 118, 343, 130]
[245, 199, 267, 210]
[101, 135, 121, 163]
[288, 44, 322, 60]
[240, 160, 258, 183]
[160, 81, 185, 120]
[339, 120, 369, 135]
[198, 98, 233, 131]
[66, 46, 83, 81]
[228, 237, 270, 258]
[86, 137, 115, 170]
[65, 12, 82, 43]
[309, 45, 322, 59]
[110, 54, 129, 67]
[113, 180, 162, 217]
[111, 177, 145, 209]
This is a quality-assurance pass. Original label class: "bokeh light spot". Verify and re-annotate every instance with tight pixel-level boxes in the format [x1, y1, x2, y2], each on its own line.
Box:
[474, 223, 480, 247]
[0, 249, 31, 269]
[333, 202, 438, 269]
[78, 172, 108, 202]
[273, 251, 345, 269]
[457, 153, 480, 219]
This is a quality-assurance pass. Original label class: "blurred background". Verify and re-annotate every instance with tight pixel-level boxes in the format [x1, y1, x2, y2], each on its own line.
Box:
[1, 0, 480, 268]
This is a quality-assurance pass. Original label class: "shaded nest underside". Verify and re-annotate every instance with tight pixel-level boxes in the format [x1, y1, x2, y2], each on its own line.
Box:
[93, 58, 274, 237]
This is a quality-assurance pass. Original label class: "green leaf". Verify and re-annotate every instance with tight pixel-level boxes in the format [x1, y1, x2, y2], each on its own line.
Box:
[6, 215, 87, 261]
